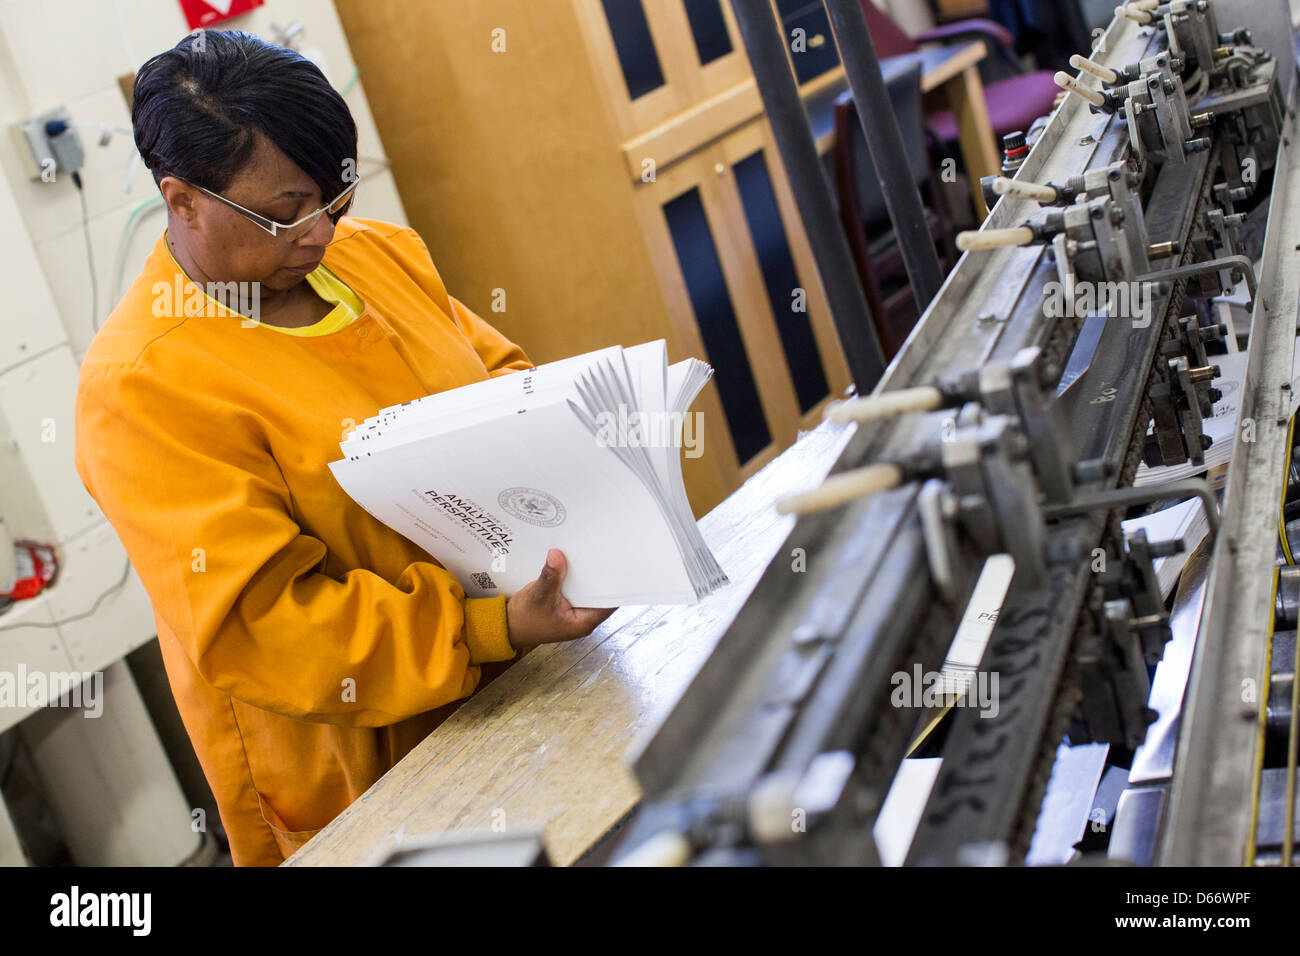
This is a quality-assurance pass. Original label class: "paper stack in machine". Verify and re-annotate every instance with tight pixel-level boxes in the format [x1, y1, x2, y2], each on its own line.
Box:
[329, 340, 728, 607]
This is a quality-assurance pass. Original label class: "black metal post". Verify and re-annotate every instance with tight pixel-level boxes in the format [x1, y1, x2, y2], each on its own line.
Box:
[729, 0, 886, 391]
[820, 0, 944, 309]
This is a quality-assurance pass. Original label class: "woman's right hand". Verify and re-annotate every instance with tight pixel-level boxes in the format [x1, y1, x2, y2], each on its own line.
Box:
[505, 549, 616, 652]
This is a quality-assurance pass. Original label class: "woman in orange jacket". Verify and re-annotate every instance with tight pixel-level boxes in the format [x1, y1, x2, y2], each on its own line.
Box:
[74, 30, 613, 866]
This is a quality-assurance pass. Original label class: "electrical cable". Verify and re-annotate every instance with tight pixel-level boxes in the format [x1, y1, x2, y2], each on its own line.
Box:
[339, 65, 359, 98]
[113, 196, 165, 305]
[0, 558, 132, 633]
[112, 0, 141, 72]
[1185, 68, 1209, 104]
[72, 172, 99, 332]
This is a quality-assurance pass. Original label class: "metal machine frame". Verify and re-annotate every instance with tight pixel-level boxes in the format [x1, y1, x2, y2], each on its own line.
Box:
[611, 0, 1300, 867]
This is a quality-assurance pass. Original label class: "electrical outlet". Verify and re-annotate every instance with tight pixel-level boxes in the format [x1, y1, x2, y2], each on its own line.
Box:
[11, 106, 79, 183]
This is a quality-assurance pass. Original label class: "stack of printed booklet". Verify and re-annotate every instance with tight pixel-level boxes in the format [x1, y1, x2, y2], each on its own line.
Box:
[330, 340, 729, 607]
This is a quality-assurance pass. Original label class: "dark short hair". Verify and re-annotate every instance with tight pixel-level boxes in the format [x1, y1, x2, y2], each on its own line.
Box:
[132, 30, 357, 203]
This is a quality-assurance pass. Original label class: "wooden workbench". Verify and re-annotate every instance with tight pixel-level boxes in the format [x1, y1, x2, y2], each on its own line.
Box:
[286, 418, 857, 866]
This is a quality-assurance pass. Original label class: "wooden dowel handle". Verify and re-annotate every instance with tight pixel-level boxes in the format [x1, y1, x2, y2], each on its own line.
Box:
[992, 177, 1058, 203]
[956, 227, 1036, 252]
[829, 386, 945, 425]
[1069, 54, 1119, 85]
[1054, 71, 1106, 108]
[612, 831, 691, 867]
[776, 463, 905, 517]
[1116, 4, 1154, 23]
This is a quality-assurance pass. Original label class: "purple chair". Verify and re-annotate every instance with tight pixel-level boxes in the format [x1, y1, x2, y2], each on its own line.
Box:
[860, 1, 1060, 148]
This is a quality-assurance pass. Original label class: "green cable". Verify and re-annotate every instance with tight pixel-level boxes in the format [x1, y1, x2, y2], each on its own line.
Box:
[340, 66, 359, 98]
[114, 196, 166, 303]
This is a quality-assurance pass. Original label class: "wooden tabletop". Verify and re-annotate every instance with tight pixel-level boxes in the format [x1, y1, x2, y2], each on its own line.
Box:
[287, 418, 857, 866]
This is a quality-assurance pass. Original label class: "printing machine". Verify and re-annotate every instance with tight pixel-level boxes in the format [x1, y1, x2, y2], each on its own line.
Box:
[610, 0, 1300, 866]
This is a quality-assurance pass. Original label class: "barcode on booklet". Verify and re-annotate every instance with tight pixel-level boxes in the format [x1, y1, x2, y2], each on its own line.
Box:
[470, 571, 498, 590]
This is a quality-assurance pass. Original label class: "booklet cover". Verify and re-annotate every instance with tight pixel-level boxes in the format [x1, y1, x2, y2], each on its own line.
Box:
[329, 340, 729, 607]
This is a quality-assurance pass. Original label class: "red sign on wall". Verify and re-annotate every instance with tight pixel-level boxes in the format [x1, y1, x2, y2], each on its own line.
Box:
[178, 0, 265, 31]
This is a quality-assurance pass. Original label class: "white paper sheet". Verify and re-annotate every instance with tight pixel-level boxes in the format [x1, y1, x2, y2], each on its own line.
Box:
[329, 341, 726, 607]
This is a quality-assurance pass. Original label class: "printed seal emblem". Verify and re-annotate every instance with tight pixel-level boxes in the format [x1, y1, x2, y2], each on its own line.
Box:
[498, 487, 567, 528]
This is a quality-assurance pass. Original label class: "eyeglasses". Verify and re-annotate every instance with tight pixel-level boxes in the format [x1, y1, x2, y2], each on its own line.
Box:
[185, 175, 360, 241]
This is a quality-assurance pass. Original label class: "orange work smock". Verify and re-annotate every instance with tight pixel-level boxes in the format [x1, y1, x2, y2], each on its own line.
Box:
[74, 217, 532, 865]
